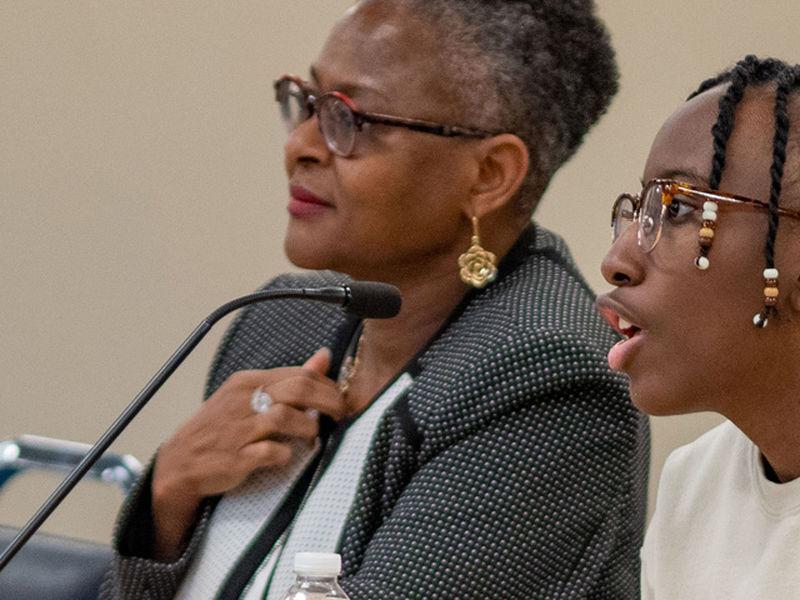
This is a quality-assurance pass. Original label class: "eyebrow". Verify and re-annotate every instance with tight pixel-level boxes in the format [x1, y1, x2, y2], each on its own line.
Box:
[649, 168, 711, 187]
[308, 65, 389, 101]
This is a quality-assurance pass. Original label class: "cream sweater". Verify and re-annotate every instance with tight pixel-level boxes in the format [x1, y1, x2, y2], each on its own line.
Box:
[642, 420, 800, 599]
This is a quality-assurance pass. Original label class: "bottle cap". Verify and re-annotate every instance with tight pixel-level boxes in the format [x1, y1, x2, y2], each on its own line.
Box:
[294, 552, 342, 577]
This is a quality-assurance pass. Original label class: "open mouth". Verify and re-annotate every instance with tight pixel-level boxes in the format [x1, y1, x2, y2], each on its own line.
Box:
[595, 298, 646, 371]
[597, 302, 643, 340]
[616, 316, 642, 340]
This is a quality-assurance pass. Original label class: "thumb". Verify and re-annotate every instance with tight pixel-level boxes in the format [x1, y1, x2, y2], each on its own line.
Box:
[303, 346, 332, 377]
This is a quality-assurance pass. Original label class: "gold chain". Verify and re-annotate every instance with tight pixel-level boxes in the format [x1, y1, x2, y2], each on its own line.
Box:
[338, 331, 365, 398]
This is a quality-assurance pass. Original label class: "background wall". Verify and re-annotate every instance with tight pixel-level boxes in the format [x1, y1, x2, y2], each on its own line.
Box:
[1, 1, 797, 544]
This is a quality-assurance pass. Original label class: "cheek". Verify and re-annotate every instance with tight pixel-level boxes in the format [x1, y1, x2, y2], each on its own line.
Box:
[631, 250, 768, 413]
[335, 145, 469, 236]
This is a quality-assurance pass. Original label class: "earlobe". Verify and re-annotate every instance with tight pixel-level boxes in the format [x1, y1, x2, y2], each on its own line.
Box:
[468, 134, 530, 219]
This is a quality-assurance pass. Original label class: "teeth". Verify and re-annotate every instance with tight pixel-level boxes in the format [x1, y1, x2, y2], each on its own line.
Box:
[618, 317, 632, 330]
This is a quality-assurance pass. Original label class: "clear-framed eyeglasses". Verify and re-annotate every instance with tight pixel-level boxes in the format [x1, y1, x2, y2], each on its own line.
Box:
[611, 178, 800, 253]
[274, 74, 500, 157]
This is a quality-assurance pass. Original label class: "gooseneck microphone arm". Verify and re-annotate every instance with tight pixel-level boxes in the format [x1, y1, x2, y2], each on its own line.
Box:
[0, 282, 401, 572]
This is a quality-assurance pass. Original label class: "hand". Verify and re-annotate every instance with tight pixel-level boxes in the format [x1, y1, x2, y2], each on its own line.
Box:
[150, 347, 346, 560]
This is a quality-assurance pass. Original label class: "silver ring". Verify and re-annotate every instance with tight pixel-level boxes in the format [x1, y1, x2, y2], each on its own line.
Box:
[250, 387, 273, 414]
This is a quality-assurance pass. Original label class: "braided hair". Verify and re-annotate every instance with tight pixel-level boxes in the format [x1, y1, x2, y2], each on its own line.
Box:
[688, 56, 800, 326]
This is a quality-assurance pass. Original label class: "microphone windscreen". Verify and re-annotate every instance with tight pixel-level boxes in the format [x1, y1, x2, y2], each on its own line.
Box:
[346, 281, 402, 319]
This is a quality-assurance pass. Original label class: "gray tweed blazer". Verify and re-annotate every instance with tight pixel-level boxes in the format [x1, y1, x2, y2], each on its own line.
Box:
[101, 224, 649, 600]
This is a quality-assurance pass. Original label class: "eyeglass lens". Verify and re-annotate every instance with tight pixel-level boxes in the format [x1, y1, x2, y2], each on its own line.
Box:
[612, 182, 668, 252]
[317, 95, 357, 156]
[612, 195, 636, 242]
[276, 79, 357, 157]
[277, 79, 311, 131]
[639, 182, 666, 252]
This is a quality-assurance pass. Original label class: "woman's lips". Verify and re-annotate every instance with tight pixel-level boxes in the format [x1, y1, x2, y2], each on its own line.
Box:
[596, 297, 646, 372]
[288, 185, 333, 218]
[607, 333, 645, 372]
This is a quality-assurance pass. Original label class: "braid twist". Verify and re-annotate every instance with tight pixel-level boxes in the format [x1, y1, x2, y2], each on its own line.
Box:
[708, 58, 755, 190]
[765, 69, 792, 271]
[689, 72, 733, 100]
[688, 56, 799, 327]
[751, 58, 788, 85]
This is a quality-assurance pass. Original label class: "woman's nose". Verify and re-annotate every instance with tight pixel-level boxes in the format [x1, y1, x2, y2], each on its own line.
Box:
[284, 116, 332, 172]
[601, 226, 646, 287]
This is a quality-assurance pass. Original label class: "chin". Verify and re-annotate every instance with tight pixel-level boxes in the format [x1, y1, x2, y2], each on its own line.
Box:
[284, 230, 334, 271]
[628, 378, 700, 417]
[284, 247, 333, 272]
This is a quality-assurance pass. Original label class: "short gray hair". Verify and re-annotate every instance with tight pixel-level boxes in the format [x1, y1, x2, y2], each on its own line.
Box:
[397, 0, 619, 213]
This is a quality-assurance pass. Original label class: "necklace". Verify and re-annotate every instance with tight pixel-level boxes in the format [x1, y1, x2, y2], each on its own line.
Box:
[338, 330, 365, 398]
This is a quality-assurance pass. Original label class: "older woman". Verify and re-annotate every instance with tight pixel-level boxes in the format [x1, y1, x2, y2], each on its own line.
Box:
[103, 1, 648, 598]
[599, 56, 800, 598]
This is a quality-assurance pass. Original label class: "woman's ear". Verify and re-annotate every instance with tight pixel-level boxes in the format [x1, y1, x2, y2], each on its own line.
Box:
[467, 133, 530, 219]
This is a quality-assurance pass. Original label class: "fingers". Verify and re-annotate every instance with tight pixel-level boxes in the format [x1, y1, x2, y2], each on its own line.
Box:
[226, 347, 347, 420]
[150, 347, 340, 508]
[303, 347, 332, 376]
[251, 402, 319, 442]
[226, 346, 334, 392]
[238, 439, 293, 471]
[263, 375, 348, 421]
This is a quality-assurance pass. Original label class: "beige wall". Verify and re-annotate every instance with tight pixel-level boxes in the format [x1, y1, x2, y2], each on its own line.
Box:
[1, 1, 797, 544]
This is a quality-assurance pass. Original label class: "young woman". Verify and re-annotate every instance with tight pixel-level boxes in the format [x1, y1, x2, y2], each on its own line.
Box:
[599, 56, 800, 598]
[102, 1, 648, 598]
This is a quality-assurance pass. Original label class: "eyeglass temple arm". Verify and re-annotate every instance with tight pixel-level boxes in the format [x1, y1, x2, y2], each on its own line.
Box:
[358, 112, 493, 138]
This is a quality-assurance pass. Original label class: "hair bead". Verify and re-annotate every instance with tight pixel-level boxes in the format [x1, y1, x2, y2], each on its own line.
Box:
[699, 227, 715, 239]
[694, 200, 718, 269]
[689, 56, 797, 328]
[695, 256, 710, 270]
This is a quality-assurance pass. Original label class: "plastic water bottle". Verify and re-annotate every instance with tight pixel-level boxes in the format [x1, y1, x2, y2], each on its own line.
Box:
[281, 552, 350, 600]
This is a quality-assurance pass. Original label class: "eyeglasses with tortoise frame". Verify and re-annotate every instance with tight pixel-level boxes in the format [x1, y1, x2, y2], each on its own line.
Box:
[611, 178, 800, 253]
[274, 74, 501, 157]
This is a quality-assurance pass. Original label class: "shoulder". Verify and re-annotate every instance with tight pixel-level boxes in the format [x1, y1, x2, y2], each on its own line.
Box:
[659, 421, 743, 486]
[438, 221, 618, 363]
[652, 421, 745, 520]
[643, 421, 751, 584]
[419, 222, 624, 402]
[412, 223, 637, 454]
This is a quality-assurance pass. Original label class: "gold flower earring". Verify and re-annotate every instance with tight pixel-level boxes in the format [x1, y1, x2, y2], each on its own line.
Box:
[458, 216, 497, 288]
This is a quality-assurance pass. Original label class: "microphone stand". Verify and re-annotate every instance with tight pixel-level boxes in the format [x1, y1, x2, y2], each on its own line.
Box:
[0, 285, 373, 571]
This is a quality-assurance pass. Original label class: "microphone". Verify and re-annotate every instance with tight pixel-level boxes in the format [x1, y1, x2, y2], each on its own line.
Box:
[0, 281, 401, 572]
[209, 281, 402, 322]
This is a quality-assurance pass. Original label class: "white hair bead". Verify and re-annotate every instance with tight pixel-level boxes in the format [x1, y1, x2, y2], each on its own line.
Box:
[702, 210, 718, 221]
[703, 201, 719, 212]
[753, 313, 768, 328]
[695, 256, 710, 270]
[763, 268, 779, 279]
